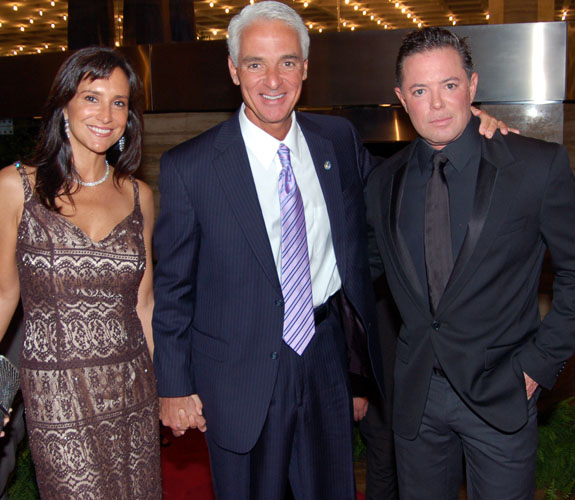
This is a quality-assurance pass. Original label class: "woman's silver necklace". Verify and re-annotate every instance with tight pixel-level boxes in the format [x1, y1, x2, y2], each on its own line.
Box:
[71, 160, 110, 187]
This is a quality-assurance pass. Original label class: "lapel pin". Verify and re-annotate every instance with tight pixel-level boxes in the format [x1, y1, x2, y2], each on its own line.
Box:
[324, 161, 332, 170]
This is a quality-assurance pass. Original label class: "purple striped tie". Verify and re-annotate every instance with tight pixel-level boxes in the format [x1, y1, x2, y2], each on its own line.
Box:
[278, 143, 315, 355]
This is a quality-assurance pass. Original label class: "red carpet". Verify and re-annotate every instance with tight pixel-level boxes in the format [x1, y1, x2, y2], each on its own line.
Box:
[160, 426, 366, 500]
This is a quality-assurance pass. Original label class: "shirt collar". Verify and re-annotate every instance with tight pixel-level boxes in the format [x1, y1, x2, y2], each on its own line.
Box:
[238, 103, 301, 168]
[415, 115, 481, 174]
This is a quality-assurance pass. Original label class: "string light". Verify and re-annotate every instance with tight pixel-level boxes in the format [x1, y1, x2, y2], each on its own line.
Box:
[13, 5, 18, 12]
[354, 5, 359, 10]
[225, 7, 229, 13]
[209, 2, 214, 7]
[350, 26, 355, 30]
[486, 13, 490, 20]
[449, 15, 453, 21]
[319, 27, 323, 33]
[303, 1, 308, 7]
[363, 10, 367, 15]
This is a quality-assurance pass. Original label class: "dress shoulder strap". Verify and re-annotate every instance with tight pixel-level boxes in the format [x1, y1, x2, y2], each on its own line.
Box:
[131, 176, 141, 212]
[14, 162, 33, 202]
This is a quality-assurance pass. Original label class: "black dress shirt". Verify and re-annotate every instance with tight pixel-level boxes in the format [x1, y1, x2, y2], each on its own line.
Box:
[398, 115, 482, 298]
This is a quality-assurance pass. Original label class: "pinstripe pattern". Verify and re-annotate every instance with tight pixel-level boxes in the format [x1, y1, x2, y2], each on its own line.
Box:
[278, 143, 315, 355]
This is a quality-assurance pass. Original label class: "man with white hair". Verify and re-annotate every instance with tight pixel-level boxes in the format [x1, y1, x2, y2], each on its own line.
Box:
[152, 3, 505, 498]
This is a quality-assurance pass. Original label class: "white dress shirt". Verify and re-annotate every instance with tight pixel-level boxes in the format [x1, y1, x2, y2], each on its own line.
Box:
[238, 104, 342, 307]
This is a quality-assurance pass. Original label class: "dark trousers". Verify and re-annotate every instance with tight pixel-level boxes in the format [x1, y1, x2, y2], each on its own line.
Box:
[359, 392, 398, 500]
[205, 307, 356, 500]
[394, 372, 538, 500]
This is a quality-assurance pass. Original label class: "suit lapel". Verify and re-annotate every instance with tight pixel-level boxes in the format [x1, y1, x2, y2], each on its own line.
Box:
[382, 146, 428, 309]
[211, 113, 281, 293]
[438, 134, 525, 313]
[297, 114, 349, 282]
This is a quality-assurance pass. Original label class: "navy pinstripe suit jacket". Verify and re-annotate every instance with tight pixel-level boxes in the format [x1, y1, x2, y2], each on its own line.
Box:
[152, 110, 383, 453]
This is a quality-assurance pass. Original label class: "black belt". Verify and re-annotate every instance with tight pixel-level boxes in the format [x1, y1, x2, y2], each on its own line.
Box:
[432, 367, 447, 378]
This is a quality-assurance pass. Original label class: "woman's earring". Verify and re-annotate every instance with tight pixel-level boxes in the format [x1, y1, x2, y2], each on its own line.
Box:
[64, 117, 70, 139]
[118, 136, 125, 152]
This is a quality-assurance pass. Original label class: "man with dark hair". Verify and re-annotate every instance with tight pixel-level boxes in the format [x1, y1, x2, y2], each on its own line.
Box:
[366, 26, 575, 499]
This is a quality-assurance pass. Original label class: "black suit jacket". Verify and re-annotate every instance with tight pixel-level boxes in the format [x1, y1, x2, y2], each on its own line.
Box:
[366, 130, 575, 439]
[153, 110, 383, 453]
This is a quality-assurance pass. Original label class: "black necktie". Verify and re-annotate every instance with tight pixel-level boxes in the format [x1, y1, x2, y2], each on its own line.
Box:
[424, 151, 453, 314]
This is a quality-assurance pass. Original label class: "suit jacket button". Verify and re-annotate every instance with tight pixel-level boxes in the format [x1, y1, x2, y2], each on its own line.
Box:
[270, 352, 279, 359]
[432, 321, 440, 331]
[275, 298, 283, 307]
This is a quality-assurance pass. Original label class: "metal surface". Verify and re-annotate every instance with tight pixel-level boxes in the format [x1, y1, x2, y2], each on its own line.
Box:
[0, 21, 568, 119]
[453, 22, 567, 103]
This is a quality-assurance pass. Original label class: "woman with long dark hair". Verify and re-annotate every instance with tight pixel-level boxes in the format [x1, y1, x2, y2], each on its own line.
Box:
[0, 47, 161, 499]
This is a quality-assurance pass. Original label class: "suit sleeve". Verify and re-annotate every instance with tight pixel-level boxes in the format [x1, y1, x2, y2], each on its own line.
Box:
[517, 145, 575, 389]
[152, 150, 200, 397]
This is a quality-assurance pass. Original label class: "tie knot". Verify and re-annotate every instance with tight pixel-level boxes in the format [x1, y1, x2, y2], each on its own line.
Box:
[432, 151, 448, 171]
[278, 143, 291, 167]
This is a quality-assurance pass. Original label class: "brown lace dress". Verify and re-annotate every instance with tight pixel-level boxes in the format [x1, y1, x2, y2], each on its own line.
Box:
[15, 165, 161, 500]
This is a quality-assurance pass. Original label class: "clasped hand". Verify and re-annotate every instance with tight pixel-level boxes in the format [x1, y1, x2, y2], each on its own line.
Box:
[159, 394, 207, 436]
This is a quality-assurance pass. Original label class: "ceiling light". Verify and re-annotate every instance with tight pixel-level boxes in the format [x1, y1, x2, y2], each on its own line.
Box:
[13, 5, 18, 12]
[20, 26, 25, 31]
[449, 15, 453, 21]
[212, 29, 217, 35]
[377, 19, 381, 24]
[303, 1, 309, 6]
[363, 10, 367, 15]
[418, 22, 422, 27]
[39, 10, 43, 15]
[401, 7, 406, 13]
[51, 1, 55, 6]
[452, 20, 457, 25]
[354, 5, 358, 10]
[370, 15, 374, 20]
[225, 7, 229, 13]
[486, 13, 490, 20]
[319, 28, 323, 32]
[29, 19, 34, 24]
[407, 12, 411, 18]
[209, 2, 214, 7]
[351, 26, 355, 31]
[50, 23, 55, 28]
